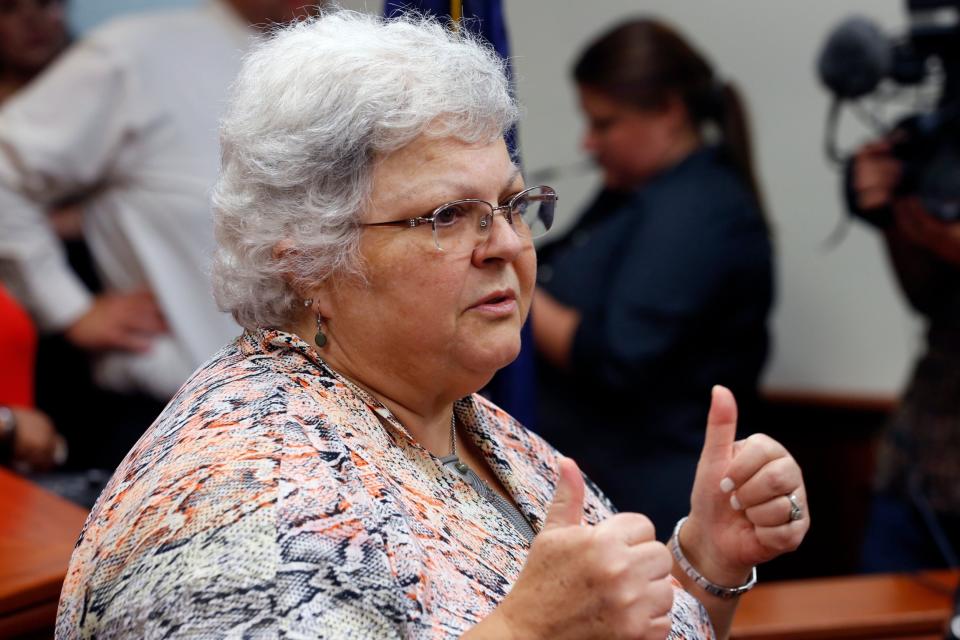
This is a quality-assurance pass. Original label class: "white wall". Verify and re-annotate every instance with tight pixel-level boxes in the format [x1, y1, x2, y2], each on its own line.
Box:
[72, 1, 924, 399]
[68, 0, 196, 33]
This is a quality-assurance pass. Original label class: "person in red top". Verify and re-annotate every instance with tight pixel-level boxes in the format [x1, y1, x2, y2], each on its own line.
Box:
[0, 284, 65, 469]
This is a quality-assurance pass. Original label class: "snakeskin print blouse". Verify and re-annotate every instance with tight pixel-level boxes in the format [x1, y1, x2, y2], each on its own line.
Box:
[56, 328, 715, 639]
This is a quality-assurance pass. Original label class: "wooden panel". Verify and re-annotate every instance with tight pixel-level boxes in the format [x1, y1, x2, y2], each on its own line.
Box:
[732, 570, 959, 639]
[760, 389, 898, 413]
[0, 468, 88, 634]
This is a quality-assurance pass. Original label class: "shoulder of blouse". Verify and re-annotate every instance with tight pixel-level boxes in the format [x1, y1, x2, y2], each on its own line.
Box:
[58, 341, 397, 635]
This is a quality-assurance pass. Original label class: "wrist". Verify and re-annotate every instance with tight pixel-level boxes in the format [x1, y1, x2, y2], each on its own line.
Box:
[673, 517, 755, 598]
[463, 603, 528, 640]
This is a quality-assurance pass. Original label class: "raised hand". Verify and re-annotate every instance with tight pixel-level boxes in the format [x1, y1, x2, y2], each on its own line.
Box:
[681, 386, 809, 586]
[470, 457, 675, 640]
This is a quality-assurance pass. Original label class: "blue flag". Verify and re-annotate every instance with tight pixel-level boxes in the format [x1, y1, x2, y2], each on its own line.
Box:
[383, 0, 538, 430]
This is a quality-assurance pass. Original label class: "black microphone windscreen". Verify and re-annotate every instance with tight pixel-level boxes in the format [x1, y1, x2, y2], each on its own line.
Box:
[817, 16, 892, 99]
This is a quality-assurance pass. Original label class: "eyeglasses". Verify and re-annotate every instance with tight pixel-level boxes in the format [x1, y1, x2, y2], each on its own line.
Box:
[362, 185, 557, 253]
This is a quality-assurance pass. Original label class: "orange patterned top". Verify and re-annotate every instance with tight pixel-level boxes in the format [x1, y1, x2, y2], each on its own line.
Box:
[57, 328, 714, 638]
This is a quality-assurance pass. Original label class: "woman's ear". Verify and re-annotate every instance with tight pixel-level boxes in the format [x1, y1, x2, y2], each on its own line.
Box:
[272, 239, 297, 285]
[273, 240, 336, 319]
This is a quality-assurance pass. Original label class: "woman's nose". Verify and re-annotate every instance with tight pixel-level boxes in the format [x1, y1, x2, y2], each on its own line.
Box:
[472, 213, 525, 265]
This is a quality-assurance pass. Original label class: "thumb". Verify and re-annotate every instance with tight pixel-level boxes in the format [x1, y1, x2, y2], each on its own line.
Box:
[543, 456, 585, 530]
[699, 385, 738, 467]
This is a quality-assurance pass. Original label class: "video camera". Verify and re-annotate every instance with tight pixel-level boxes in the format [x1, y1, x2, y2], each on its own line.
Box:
[818, 0, 960, 221]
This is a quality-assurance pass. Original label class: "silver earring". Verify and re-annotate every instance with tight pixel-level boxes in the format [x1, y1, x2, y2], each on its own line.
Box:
[314, 314, 327, 348]
[303, 298, 313, 307]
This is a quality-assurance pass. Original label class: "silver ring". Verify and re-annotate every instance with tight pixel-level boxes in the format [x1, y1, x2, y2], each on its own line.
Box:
[787, 493, 803, 522]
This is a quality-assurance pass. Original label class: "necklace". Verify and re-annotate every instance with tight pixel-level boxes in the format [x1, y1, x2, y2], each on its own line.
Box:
[439, 411, 536, 544]
[448, 412, 457, 456]
[311, 357, 534, 542]
[446, 412, 471, 473]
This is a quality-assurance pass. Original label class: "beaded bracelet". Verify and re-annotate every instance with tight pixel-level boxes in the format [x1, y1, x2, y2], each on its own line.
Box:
[670, 517, 757, 599]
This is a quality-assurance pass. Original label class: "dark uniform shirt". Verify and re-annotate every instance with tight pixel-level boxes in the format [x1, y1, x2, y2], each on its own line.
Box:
[535, 145, 774, 535]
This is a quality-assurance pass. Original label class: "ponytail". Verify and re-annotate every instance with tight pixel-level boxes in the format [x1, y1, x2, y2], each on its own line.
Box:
[716, 81, 769, 231]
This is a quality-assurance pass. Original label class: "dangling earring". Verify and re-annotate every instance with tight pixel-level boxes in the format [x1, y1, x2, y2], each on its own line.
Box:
[314, 314, 327, 348]
[303, 298, 326, 348]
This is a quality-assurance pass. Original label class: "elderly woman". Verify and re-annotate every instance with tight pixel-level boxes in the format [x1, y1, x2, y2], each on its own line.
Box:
[57, 11, 808, 640]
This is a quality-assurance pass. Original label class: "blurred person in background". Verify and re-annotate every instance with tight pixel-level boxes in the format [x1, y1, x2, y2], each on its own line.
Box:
[1, 0, 94, 252]
[533, 18, 774, 538]
[852, 139, 960, 570]
[0, 0, 69, 103]
[0, 0, 73, 476]
[0, 283, 66, 472]
[0, 0, 83, 239]
[0, 0, 315, 472]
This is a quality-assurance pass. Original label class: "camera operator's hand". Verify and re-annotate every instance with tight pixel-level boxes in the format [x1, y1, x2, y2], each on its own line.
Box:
[894, 197, 960, 266]
[853, 140, 902, 211]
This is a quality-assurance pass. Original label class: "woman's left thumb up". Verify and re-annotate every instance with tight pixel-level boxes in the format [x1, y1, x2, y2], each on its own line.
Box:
[699, 385, 739, 469]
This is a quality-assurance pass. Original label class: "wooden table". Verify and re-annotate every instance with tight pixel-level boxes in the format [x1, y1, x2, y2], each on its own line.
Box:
[732, 569, 959, 639]
[0, 468, 88, 638]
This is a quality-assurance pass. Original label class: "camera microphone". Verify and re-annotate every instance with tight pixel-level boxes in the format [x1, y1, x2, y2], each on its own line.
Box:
[817, 16, 892, 99]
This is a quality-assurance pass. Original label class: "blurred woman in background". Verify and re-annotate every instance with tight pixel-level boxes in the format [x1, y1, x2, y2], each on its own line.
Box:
[533, 18, 774, 537]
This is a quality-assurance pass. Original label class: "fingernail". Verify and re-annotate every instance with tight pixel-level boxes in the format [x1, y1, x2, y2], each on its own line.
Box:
[730, 494, 742, 511]
[720, 477, 735, 493]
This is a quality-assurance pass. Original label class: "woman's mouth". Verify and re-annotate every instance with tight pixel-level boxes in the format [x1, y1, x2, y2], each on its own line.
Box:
[469, 289, 518, 316]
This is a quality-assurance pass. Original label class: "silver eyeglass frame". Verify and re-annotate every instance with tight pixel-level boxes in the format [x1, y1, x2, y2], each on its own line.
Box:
[362, 185, 557, 252]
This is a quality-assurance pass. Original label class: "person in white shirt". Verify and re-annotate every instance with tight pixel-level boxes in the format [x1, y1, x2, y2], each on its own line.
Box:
[0, 0, 314, 473]
[0, 0, 313, 402]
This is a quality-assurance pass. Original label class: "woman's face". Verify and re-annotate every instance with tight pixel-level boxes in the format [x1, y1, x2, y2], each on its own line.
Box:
[0, 0, 67, 75]
[578, 84, 690, 190]
[318, 135, 536, 399]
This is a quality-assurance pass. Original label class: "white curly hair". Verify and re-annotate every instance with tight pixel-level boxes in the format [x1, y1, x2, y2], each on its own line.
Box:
[211, 9, 520, 329]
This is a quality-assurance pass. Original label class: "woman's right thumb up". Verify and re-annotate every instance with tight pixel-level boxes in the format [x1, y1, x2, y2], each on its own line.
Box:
[543, 456, 586, 530]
